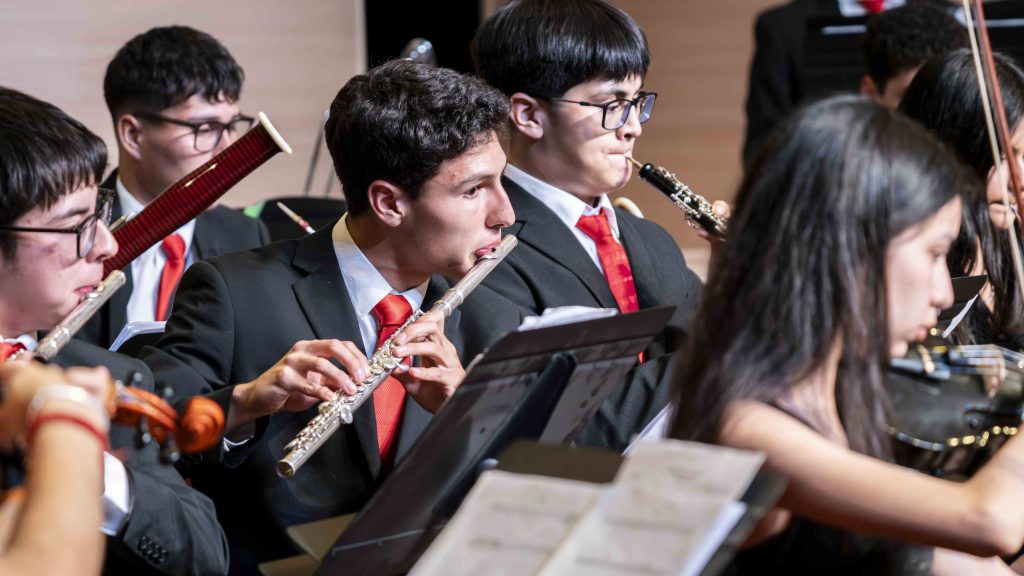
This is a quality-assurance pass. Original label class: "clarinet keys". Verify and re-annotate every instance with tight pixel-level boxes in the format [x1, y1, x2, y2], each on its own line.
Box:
[626, 156, 728, 239]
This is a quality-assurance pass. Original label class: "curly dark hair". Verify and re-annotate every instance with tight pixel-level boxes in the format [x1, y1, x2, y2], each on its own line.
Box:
[325, 60, 510, 217]
[103, 25, 244, 119]
[471, 0, 649, 98]
[0, 87, 107, 260]
[863, 1, 966, 91]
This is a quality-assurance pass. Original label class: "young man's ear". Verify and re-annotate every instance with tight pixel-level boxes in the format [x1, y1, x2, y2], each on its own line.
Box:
[860, 75, 883, 105]
[366, 180, 407, 227]
[115, 114, 145, 161]
[509, 92, 546, 140]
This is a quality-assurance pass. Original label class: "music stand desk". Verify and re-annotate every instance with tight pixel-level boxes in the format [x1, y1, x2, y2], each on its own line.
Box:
[314, 306, 675, 576]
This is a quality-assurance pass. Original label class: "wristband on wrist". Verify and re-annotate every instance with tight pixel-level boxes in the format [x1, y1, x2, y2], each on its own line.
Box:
[27, 383, 109, 427]
[26, 413, 110, 451]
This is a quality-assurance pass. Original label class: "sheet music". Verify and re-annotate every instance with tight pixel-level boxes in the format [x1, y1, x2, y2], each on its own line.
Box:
[942, 294, 978, 338]
[410, 471, 602, 576]
[537, 487, 744, 576]
[623, 404, 673, 455]
[412, 440, 765, 576]
[518, 306, 619, 331]
[109, 320, 165, 352]
[616, 439, 765, 502]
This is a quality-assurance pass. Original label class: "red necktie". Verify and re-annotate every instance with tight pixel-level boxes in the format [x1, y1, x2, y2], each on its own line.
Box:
[371, 294, 413, 468]
[859, 0, 884, 14]
[156, 234, 186, 321]
[0, 341, 25, 362]
[576, 210, 639, 314]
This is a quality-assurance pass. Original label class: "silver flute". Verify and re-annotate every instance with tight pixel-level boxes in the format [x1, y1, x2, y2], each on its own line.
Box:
[13, 271, 127, 361]
[626, 156, 727, 239]
[277, 235, 518, 478]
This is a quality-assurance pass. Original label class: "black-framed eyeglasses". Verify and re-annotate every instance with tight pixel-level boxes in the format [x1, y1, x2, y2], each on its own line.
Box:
[0, 188, 115, 258]
[132, 111, 255, 152]
[537, 91, 657, 130]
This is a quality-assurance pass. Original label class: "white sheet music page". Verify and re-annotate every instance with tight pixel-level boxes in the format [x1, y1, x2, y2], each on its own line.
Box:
[616, 439, 765, 502]
[537, 487, 744, 576]
[409, 471, 602, 576]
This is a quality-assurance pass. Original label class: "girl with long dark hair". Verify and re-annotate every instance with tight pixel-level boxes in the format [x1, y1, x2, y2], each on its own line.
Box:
[900, 48, 1024, 350]
[672, 96, 1024, 574]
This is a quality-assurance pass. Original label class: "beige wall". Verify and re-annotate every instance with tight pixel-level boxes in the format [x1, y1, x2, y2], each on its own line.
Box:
[3, 0, 780, 248]
[616, 0, 781, 252]
[0, 0, 365, 208]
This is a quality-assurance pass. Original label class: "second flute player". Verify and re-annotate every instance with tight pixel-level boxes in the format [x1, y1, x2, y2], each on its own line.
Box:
[140, 60, 523, 573]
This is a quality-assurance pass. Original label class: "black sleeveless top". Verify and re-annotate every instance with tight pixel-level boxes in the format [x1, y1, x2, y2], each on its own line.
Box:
[727, 401, 934, 575]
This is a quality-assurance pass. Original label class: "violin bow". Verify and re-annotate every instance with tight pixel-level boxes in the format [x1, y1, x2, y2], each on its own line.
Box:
[962, 0, 1024, 299]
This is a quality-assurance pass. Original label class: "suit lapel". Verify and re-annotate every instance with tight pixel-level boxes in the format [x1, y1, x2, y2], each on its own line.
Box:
[617, 212, 666, 311]
[191, 212, 218, 261]
[290, 225, 382, 477]
[502, 177, 617, 308]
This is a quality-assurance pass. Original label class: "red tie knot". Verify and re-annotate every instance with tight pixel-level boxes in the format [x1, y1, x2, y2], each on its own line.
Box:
[0, 341, 26, 362]
[373, 294, 413, 329]
[576, 209, 614, 241]
[859, 0, 884, 14]
[162, 234, 186, 264]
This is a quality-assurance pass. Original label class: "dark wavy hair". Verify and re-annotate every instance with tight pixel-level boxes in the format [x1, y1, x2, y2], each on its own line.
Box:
[471, 0, 650, 98]
[900, 49, 1024, 349]
[863, 1, 965, 92]
[325, 60, 510, 217]
[104, 25, 244, 119]
[0, 87, 107, 260]
[671, 96, 967, 459]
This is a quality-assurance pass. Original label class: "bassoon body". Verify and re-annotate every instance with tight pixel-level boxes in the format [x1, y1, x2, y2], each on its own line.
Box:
[105, 111, 292, 274]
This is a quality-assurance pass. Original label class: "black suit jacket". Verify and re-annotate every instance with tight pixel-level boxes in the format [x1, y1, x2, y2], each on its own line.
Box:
[53, 340, 229, 576]
[743, 0, 843, 162]
[76, 170, 270, 349]
[140, 223, 522, 573]
[482, 176, 703, 449]
[742, 0, 950, 161]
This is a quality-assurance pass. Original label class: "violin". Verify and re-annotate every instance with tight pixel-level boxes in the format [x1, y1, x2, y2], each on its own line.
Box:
[888, 344, 1023, 478]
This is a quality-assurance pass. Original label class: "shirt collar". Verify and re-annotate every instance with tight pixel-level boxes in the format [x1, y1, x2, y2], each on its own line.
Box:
[115, 177, 196, 246]
[331, 214, 427, 318]
[504, 164, 620, 238]
[837, 0, 906, 17]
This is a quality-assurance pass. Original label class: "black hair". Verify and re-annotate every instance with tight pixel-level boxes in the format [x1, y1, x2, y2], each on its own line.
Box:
[324, 60, 510, 217]
[863, 1, 966, 92]
[0, 87, 107, 260]
[672, 96, 966, 459]
[900, 48, 1024, 348]
[471, 0, 650, 98]
[103, 25, 244, 119]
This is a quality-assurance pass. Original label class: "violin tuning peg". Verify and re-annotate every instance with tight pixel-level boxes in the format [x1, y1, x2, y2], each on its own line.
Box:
[134, 414, 152, 448]
[159, 443, 180, 465]
[128, 370, 144, 387]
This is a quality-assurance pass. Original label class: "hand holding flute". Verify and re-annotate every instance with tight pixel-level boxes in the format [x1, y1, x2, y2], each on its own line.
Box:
[226, 315, 463, 434]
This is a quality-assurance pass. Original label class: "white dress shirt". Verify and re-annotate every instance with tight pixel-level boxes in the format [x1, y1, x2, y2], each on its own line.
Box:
[837, 0, 906, 17]
[116, 179, 197, 323]
[332, 215, 427, 356]
[504, 164, 621, 275]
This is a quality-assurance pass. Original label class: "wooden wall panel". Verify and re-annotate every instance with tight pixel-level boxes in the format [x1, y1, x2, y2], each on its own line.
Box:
[0, 0, 364, 208]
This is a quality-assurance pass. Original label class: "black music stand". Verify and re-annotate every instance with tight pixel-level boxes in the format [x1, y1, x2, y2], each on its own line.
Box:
[313, 306, 675, 576]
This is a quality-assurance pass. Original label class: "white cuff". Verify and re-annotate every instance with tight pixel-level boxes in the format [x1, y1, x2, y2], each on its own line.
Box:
[100, 451, 131, 536]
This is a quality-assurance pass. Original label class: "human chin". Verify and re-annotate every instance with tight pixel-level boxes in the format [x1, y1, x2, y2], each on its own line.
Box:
[889, 338, 909, 359]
